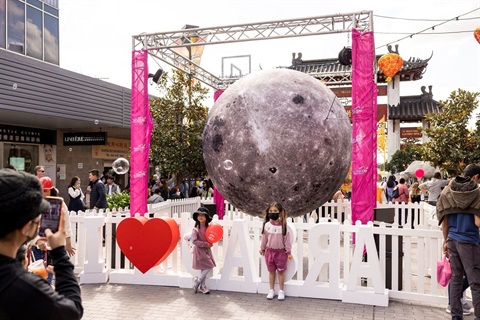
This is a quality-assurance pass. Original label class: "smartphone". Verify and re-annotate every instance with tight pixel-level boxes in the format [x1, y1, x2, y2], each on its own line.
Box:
[39, 196, 63, 237]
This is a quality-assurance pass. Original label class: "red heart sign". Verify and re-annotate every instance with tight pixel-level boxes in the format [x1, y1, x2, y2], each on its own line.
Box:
[116, 216, 179, 273]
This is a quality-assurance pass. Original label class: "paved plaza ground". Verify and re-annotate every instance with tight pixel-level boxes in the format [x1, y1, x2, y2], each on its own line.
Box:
[80, 283, 474, 320]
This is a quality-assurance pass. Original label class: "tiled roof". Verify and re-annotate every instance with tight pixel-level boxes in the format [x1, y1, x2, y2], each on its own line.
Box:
[286, 51, 431, 83]
[388, 86, 442, 120]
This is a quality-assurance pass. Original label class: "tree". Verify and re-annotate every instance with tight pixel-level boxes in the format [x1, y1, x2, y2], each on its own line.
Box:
[149, 70, 210, 181]
[385, 139, 422, 173]
[422, 89, 480, 175]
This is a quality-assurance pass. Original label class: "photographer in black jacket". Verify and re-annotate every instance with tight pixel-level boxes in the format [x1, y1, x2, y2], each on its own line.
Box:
[0, 169, 83, 319]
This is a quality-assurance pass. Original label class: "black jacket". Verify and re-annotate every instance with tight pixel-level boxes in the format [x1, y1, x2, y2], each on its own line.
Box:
[90, 179, 107, 209]
[0, 246, 83, 319]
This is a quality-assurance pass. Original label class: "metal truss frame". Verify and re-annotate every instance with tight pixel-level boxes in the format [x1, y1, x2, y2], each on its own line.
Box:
[132, 11, 373, 89]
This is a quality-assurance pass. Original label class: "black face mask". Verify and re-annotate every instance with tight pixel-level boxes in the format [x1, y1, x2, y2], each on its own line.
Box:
[269, 212, 279, 221]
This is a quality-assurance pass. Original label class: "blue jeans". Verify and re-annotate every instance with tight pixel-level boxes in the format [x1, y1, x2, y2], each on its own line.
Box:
[447, 239, 480, 319]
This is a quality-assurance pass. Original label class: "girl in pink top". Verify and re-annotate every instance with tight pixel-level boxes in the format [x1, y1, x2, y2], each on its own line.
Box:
[259, 202, 292, 301]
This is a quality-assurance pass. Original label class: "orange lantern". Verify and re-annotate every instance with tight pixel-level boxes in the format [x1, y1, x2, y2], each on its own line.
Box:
[378, 53, 403, 82]
[474, 27, 480, 44]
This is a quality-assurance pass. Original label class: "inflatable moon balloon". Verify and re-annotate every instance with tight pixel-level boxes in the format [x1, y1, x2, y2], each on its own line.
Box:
[202, 69, 352, 218]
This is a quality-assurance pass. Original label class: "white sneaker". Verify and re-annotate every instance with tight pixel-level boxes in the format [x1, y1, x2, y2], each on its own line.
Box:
[266, 289, 274, 300]
[278, 290, 285, 301]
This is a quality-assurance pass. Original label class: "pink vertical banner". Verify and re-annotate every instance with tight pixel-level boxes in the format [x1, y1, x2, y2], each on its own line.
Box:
[351, 29, 377, 224]
[130, 50, 153, 216]
[212, 89, 225, 219]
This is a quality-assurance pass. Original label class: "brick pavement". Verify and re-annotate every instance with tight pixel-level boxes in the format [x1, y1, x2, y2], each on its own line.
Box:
[80, 284, 474, 320]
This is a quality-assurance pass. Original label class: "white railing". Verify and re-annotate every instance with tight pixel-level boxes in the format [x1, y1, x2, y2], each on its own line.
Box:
[68, 199, 446, 306]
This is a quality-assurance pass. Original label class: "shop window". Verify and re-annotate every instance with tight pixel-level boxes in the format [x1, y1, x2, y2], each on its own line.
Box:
[3, 143, 39, 173]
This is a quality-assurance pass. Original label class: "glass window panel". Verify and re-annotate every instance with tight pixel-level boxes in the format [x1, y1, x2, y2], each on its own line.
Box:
[43, 4, 57, 16]
[0, 0, 6, 48]
[3, 143, 39, 173]
[26, 6, 42, 59]
[43, 0, 57, 9]
[44, 13, 58, 64]
[7, 0, 25, 54]
[26, 0, 41, 9]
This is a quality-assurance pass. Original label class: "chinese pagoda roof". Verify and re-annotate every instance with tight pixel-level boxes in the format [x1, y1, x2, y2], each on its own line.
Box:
[286, 46, 432, 84]
[388, 86, 442, 121]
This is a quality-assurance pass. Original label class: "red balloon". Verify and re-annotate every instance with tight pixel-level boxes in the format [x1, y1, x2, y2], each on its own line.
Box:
[415, 168, 425, 178]
[206, 223, 224, 244]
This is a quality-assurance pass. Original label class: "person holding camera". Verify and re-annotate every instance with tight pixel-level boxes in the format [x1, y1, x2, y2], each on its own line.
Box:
[0, 169, 83, 319]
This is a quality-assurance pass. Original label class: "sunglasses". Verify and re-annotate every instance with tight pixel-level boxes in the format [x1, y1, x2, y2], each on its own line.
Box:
[38, 170, 45, 172]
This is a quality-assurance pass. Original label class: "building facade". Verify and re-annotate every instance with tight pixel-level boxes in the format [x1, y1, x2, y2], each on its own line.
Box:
[1, 0, 132, 196]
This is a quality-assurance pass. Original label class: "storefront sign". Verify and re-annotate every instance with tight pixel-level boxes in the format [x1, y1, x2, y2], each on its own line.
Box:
[92, 137, 130, 160]
[400, 127, 422, 138]
[63, 132, 107, 145]
[331, 85, 387, 98]
[0, 124, 56, 144]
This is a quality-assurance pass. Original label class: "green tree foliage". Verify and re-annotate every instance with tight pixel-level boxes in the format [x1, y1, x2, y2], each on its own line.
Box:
[423, 89, 480, 175]
[149, 70, 210, 180]
[385, 139, 422, 173]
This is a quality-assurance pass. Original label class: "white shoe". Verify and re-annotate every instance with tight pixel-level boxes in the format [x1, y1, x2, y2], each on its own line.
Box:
[278, 290, 285, 301]
[266, 289, 274, 300]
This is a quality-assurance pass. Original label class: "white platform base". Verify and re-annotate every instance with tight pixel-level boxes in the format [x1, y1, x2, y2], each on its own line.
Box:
[342, 287, 389, 307]
[79, 270, 108, 284]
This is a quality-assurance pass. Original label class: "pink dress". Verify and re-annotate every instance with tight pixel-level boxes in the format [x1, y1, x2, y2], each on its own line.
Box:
[192, 225, 216, 270]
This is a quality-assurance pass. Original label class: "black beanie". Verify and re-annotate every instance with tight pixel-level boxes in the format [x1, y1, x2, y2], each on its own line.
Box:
[0, 169, 50, 238]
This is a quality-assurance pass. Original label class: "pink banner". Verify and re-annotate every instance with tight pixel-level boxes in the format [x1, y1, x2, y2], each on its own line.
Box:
[212, 89, 225, 219]
[351, 29, 377, 224]
[130, 50, 153, 216]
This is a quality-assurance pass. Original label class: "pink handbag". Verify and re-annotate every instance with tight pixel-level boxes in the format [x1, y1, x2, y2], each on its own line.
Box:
[437, 255, 452, 287]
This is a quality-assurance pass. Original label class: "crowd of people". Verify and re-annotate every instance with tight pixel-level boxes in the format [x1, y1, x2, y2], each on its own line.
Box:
[148, 175, 214, 204]
[375, 172, 450, 205]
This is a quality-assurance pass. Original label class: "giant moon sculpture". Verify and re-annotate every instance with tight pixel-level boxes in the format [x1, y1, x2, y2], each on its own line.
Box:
[203, 69, 352, 217]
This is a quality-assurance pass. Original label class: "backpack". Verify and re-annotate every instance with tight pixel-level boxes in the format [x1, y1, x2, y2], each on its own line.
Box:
[392, 187, 400, 199]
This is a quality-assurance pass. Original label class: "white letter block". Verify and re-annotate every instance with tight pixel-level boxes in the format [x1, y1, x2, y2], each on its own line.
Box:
[79, 215, 108, 284]
[217, 219, 258, 293]
[298, 222, 342, 299]
[342, 223, 389, 306]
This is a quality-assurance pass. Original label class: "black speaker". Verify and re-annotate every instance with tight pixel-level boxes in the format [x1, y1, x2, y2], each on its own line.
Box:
[338, 47, 352, 65]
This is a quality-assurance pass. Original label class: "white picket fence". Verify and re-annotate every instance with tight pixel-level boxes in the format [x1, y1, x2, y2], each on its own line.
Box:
[67, 198, 448, 306]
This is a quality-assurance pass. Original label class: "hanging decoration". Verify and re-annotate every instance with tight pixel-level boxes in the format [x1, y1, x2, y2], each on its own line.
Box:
[378, 53, 403, 82]
[474, 27, 480, 44]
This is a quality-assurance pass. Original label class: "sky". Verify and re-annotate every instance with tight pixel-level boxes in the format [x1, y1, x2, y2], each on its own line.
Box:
[59, 0, 480, 110]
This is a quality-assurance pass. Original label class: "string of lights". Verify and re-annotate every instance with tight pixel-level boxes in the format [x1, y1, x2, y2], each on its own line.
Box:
[375, 7, 480, 50]
[376, 30, 475, 35]
[374, 14, 479, 22]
